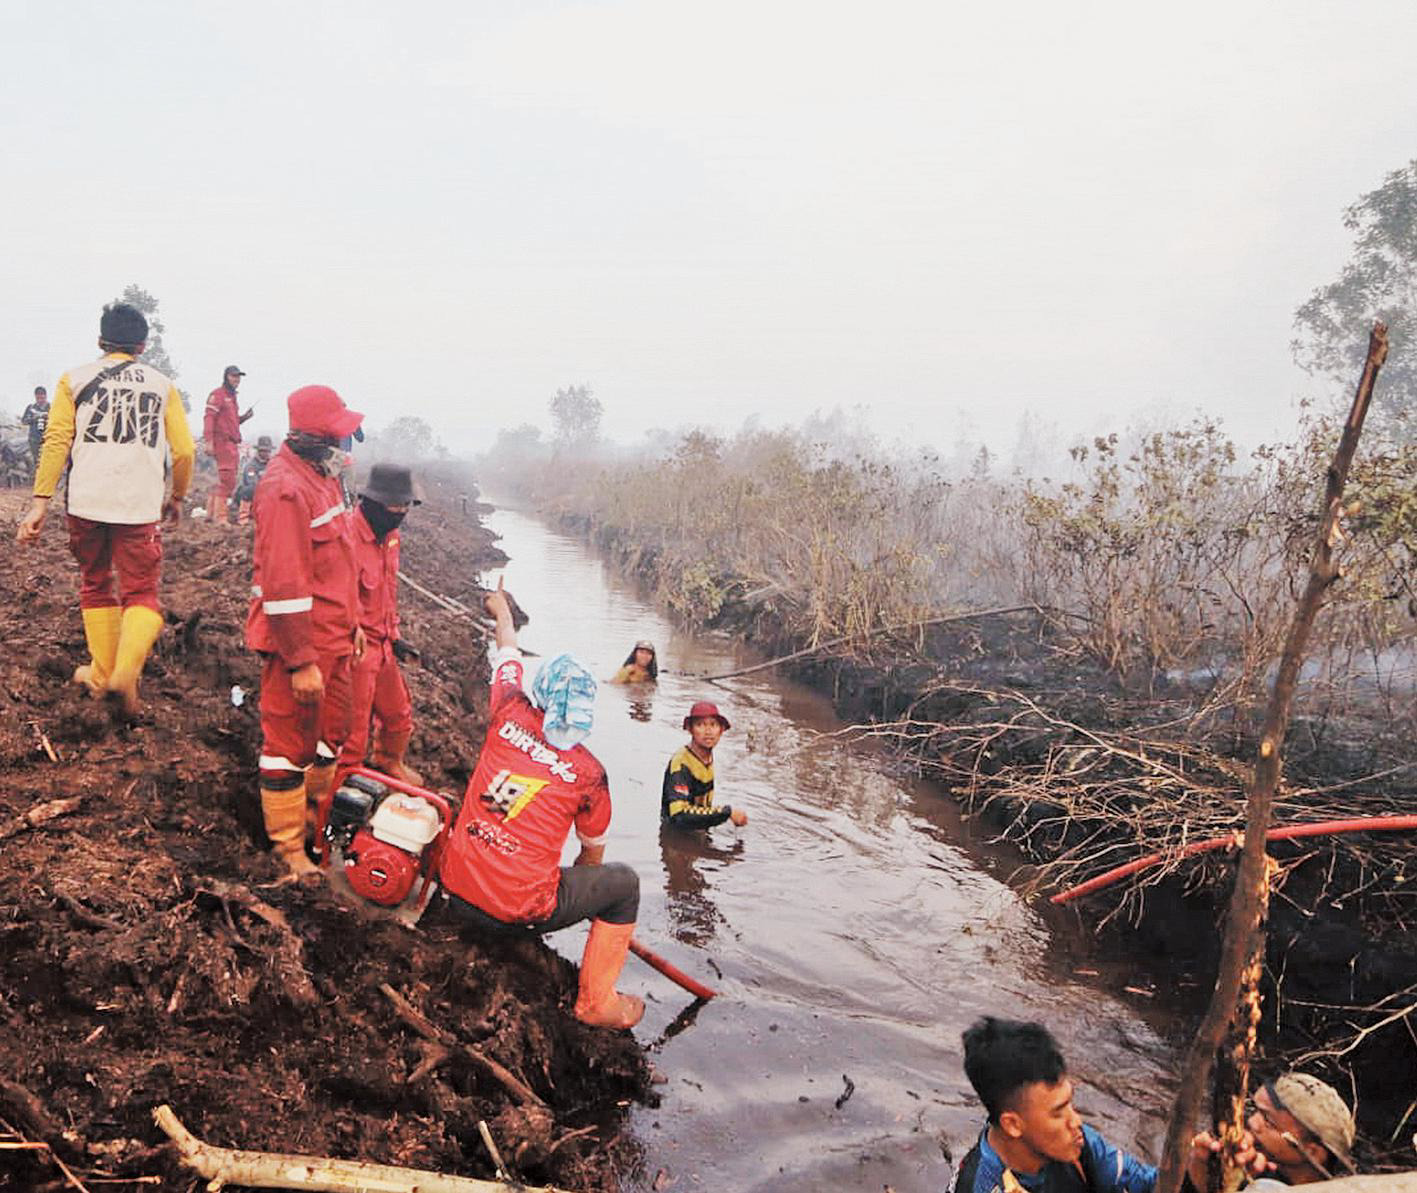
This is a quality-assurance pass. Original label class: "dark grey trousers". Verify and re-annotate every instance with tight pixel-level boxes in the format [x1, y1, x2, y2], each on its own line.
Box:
[445, 861, 640, 931]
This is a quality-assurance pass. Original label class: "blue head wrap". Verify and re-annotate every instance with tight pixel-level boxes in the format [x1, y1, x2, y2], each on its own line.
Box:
[530, 653, 597, 750]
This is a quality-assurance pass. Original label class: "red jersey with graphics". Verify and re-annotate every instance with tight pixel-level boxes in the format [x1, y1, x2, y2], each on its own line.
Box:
[439, 650, 612, 923]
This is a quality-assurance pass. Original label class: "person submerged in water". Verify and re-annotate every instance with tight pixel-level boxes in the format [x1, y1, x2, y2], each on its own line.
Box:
[609, 639, 658, 684]
[661, 701, 747, 831]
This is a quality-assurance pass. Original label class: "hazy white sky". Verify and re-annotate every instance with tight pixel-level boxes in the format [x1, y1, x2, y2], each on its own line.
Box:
[4, 1, 1415, 458]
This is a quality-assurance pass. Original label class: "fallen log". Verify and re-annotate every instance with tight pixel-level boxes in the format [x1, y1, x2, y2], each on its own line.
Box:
[153, 1104, 576, 1192]
[0, 797, 82, 842]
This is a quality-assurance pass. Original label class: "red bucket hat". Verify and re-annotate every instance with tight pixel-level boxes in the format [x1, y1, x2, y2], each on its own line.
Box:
[287, 385, 364, 438]
[683, 700, 730, 731]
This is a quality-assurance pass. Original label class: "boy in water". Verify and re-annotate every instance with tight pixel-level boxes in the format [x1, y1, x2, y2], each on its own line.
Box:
[661, 701, 748, 830]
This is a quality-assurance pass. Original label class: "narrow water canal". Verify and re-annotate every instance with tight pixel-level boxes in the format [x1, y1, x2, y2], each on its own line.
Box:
[480, 506, 1180, 1192]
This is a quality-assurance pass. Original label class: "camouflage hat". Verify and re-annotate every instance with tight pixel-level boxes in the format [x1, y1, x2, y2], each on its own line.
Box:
[1270, 1073, 1356, 1171]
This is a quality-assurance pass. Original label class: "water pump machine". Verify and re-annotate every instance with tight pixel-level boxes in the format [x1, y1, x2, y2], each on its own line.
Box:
[320, 768, 454, 909]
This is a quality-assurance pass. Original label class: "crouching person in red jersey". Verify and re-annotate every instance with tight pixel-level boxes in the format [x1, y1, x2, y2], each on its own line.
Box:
[438, 579, 644, 1030]
[247, 386, 365, 879]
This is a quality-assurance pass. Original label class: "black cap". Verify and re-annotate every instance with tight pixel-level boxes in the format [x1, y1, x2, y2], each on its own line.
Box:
[34, 385, 46, 396]
[361, 463, 422, 506]
[99, 303, 148, 348]
[224, 365, 246, 378]
[255, 434, 274, 448]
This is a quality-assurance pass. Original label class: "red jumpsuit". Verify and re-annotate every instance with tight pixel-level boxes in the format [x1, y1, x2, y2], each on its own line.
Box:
[203, 385, 241, 520]
[246, 445, 357, 780]
[336, 506, 414, 771]
[439, 651, 612, 924]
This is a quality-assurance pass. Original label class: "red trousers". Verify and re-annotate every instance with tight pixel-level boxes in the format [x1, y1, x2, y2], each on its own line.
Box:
[258, 651, 353, 781]
[210, 452, 237, 522]
[338, 641, 413, 769]
[66, 516, 161, 612]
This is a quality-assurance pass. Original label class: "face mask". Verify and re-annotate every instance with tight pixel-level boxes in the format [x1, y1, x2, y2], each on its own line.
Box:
[360, 497, 405, 539]
[287, 432, 344, 475]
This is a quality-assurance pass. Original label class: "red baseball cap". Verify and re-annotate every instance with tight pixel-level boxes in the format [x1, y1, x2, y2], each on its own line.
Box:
[287, 385, 364, 438]
[683, 700, 730, 731]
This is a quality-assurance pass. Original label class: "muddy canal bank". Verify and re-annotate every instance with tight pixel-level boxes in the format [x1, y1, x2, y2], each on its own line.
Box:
[0, 486, 648, 1193]
[553, 508, 1417, 1170]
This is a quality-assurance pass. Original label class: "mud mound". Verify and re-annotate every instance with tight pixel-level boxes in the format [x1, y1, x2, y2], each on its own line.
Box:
[0, 484, 649, 1191]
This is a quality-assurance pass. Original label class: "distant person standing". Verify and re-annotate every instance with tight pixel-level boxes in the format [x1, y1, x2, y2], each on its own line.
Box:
[15, 303, 195, 714]
[203, 365, 252, 524]
[20, 386, 49, 470]
[337, 463, 424, 784]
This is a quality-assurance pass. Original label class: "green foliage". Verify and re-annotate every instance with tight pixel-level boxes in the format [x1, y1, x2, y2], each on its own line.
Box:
[1293, 160, 1417, 433]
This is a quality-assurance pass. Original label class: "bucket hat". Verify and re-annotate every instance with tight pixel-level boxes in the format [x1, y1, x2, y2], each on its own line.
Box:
[361, 463, 423, 506]
[683, 700, 730, 731]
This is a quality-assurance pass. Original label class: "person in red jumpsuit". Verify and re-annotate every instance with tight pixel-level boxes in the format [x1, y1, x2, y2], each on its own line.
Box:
[438, 580, 644, 1030]
[203, 365, 252, 525]
[247, 385, 364, 879]
[337, 462, 423, 783]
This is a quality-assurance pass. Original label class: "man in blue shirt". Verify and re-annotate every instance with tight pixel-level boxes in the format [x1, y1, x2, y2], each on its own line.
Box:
[954, 1016, 1240, 1193]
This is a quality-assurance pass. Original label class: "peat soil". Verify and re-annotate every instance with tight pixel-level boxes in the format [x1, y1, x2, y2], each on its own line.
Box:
[0, 486, 650, 1192]
[568, 513, 1417, 1169]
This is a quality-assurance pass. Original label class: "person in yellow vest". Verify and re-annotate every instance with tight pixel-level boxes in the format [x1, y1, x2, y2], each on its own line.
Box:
[608, 639, 658, 684]
[15, 302, 195, 716]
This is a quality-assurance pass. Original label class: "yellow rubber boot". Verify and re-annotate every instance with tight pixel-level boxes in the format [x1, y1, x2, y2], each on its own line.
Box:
[304, 761, 338, 837]
[574, 920, 645, 1029]
[106, 605, 165, 716]
[371, 727, 424, 786]
[74, 606, 122, 697]
[261, 784, 319, 879]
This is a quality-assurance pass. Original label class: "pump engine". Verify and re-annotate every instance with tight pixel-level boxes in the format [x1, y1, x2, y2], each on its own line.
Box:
[323, 770, 453, 908]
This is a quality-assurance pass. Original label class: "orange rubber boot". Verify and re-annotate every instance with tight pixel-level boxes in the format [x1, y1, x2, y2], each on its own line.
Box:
[208, 485, 228, 525]
[371, 727, 424, 786]
[304, 761, 338, 837]
[261, 785, 319, 879]
[574, 920, 645, 1029]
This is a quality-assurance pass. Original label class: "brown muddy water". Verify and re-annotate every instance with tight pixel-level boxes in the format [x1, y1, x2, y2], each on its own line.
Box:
[481, 507, 1184, 1192]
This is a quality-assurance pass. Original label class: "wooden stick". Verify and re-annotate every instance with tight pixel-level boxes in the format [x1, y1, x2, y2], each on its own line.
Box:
[379, 983, 547, 1109]
[476, 1121, 509, 1180]
[1154, 322, 1389, 1193]
[153, 1105, 576, 1192]
[398, 571, 491, 632]
[696, 604, 1072, 683]
[30, 721, 59, 763]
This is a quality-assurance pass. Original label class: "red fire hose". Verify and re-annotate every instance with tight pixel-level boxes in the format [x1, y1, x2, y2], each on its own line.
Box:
[629, 938, 718, 1001]
[1050, 814, 1417, 906]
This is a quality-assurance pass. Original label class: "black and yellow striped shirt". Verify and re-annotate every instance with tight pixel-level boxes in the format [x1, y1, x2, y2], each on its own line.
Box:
[661, 746, 732, 829]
